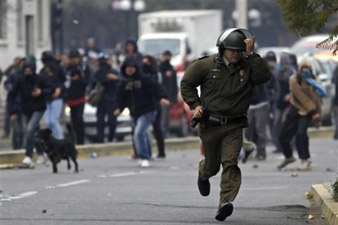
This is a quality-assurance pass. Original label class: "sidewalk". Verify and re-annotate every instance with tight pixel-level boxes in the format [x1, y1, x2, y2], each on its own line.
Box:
[310, 184, 338, 225]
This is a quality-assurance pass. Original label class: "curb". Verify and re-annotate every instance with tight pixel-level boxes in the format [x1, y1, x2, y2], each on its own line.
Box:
[310, 184, 338, 225]
[0, 137, 200, 165]
[0, 126, 334, 165]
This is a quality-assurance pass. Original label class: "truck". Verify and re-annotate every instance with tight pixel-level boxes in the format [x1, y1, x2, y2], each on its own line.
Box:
[138, 10, 223, 70]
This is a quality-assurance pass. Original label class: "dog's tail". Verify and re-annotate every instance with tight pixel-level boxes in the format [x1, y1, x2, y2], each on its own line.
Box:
[65, 123, 76, 144]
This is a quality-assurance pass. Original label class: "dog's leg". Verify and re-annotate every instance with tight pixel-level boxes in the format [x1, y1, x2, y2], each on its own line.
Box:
[67, 157, 71, 170]
[71, 156, 78, 173]
[52, 162, 58, 173]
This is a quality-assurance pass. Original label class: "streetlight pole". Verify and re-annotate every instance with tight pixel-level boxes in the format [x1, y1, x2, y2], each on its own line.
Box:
[236, 0, 247, 29]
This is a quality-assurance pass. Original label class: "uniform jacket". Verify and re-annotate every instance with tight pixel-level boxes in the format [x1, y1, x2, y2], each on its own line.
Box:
[180, 53, 270, 117]
[289, 73, 322, 116]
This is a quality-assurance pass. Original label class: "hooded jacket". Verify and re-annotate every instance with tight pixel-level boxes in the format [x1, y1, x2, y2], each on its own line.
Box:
[92, 61, 119, 105]
[159, 60, 178, 104]
[276, 53, 295, 110]
[289, 59, 322, 116]
[66, 63, 91, 101]
[117, 57, 168, 118]
[7, 61, 54, 116]
[125, 39, 143, 67]
[40, 58, 66, 101]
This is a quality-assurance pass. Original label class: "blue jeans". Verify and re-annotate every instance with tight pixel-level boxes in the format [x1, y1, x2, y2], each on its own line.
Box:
[23, 111, 44, 157]
[133, 111, 157, 160]
[44, 98, 63, 139]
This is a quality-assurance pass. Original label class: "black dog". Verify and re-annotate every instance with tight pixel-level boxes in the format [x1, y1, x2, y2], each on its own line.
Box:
[35, 128, 79, 173]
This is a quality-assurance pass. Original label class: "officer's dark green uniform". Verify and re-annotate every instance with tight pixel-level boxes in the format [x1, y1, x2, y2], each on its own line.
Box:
[181, 32, 270, 211]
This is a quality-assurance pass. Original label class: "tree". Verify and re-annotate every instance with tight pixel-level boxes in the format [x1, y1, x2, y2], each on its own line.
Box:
[277, 0, 338, 54]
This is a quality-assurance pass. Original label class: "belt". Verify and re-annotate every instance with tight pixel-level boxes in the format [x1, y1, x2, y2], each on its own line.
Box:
[208, 114, 246, 125]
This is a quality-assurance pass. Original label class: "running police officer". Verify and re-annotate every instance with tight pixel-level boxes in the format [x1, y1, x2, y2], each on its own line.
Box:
[181, 28, 270, 221]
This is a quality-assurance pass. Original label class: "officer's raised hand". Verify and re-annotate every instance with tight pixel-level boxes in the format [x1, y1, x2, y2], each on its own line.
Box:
[244, 37, 255, 55]
[193, 105, 204, 118]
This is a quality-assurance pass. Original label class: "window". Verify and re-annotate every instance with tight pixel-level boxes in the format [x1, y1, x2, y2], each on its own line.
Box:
[0, 0, 7, 40]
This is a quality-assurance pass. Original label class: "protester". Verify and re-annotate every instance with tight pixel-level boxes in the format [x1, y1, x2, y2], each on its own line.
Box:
[91, 53, 119, 143]
[7, 59, 54, 164]
[272, 53, 295, 153]
[142, 55, 166, 158]
[4, 57, 25, 149]
[40, 51, 66, 140]
[125, 38, 143, 67]
[65, 50, 91, 144]
[159, 50, 178, 137]
[114, 57, 169, 168]
[277, 58, 326, 171]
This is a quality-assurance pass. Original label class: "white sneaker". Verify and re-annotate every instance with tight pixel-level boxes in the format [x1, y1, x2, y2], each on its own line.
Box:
[36, 155, 46, 164]
[298, 160, 312, 171]
[22, 156, 33, 164]
[140, 160, 150, 168]
[137, 159, 142, 166]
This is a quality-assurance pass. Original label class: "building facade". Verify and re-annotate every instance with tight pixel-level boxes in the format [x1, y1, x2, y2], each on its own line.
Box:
[0, 0, 51, 70]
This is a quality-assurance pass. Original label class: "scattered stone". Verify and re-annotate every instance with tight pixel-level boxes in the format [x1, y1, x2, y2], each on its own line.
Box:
[308, 214, 314, 220]
[291, 173, 298, 177]
[42, 209, 47, 213]
[305, 192, 313, 199]
[326, 168, 332, 172]
[252, 164, 259, 169]
[320, 215, 325, 219]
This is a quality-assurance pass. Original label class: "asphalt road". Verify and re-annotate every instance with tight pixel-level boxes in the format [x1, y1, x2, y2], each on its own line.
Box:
[0, 138, 337, 225]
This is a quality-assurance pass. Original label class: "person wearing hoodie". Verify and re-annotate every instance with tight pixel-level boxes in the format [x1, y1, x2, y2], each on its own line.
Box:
[40, 51, 66, 140]
[272, 53, 295, 154]
[91, 53, 119, 143]
[159, 50, 178, 137]
[65, 50, 91, 144]
[114, 57, 169, 168]
[142, 55, 166, 158]
[125, 38, 143, 67]
[4, 56, 24, 149]
[7, 59, 55, 164]
[277, 58, 326, 171]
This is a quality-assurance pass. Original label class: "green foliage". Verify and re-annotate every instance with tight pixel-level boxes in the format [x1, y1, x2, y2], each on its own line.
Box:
[277, 0, 338, 54]
[332, 177, 338, 202]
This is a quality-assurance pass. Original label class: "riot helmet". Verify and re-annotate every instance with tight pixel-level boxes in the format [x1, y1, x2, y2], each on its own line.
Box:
[216, 28, 253, 53]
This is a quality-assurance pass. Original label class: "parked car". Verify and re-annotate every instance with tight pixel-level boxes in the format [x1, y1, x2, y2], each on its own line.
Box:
[290, 34, 331, 56]
[65, 104, 133, 142]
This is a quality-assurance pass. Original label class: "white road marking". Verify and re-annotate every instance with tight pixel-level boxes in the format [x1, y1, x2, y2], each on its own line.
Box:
[242, 186, 287, 191]
[108, 171, 153, 178]
[8, 191, 38, 200]
[109, 172, 137, 177]
[57, 179, 90, 187]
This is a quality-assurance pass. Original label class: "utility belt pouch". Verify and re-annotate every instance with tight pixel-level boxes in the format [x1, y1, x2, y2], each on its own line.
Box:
[208, 115, 222, 125]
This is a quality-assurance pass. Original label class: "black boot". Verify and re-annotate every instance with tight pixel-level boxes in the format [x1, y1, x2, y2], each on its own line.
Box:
[215, 202, 233, 221]
[197, 173, 210, 196]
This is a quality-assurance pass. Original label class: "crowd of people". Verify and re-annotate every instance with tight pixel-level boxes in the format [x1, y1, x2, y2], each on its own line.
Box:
[0, 38, 178, 167]
[0, 36, 337, 171]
